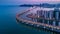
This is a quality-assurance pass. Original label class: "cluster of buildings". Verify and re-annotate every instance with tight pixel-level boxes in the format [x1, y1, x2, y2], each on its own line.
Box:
[37, 8, 60, 27]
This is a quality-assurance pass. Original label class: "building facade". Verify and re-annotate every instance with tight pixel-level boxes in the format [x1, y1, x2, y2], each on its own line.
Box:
[37, 8, 60, 27]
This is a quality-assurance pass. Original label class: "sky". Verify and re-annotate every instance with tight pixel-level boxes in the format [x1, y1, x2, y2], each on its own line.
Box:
[0, 0, 60, 5]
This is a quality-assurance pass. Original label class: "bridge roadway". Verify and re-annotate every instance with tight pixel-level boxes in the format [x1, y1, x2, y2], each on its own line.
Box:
[16, 7, 60, 32]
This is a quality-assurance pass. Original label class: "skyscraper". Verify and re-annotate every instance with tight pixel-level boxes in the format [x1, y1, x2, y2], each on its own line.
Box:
[37, 8, 60, 26]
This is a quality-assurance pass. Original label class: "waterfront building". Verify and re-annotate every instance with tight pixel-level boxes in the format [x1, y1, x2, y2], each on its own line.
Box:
[37, 8, 60, 27]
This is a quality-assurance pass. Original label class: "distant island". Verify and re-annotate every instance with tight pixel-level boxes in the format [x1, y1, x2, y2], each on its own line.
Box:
[20, 3, 60, 8]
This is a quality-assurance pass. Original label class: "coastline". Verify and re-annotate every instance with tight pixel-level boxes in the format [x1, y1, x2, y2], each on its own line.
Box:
[16, 7, 60, 34]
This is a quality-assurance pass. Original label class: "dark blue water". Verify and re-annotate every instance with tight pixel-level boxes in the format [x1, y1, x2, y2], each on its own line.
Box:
[0, 6, 54, 34]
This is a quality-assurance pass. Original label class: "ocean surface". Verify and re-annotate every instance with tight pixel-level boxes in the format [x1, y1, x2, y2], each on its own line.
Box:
[0, 6, 55, 34]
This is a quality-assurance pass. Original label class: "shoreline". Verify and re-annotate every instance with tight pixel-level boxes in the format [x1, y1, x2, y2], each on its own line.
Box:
[16, 7, 60, 33]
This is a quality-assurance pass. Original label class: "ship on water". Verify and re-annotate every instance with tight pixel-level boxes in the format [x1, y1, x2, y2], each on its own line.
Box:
[16, 6, 60, 33]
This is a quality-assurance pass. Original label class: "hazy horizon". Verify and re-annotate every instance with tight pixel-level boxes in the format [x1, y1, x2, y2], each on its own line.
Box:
[0, 0, 60, 5]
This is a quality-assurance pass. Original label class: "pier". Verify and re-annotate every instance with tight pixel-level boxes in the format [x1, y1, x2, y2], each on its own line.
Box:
[16, 7, 60, 33]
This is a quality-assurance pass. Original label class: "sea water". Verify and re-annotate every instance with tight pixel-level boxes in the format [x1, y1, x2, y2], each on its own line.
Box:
[0, 6, 56, 34]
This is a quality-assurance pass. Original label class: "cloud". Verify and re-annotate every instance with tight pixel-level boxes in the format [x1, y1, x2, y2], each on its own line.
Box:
[19, 0, 60, 3]
[22, 0, 60, 2]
